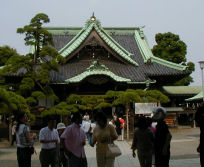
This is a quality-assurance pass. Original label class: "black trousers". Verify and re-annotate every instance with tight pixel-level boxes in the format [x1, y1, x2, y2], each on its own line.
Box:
[11, 134, 16, 145]
[59, 150, 69, 167]
[40, 148, 58, 167]
[155, 151, 170, 167]
[17, 147, 32, 167]
[200, 132, 204, 167]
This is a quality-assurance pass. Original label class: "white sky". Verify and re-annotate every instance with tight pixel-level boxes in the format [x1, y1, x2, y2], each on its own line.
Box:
[0, 0, 203, 86]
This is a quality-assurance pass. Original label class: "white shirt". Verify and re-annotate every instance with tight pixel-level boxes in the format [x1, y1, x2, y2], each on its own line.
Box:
[83, 114, 89, 120]
[12, 125, 16, 135]
[39, 126, 60, 149]
[90, 123, 96, 133]
[82, 121, 91, 133]
[109, 121, 116, 128]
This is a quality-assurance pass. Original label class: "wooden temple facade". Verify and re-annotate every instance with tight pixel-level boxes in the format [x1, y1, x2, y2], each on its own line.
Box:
[30, 15, 189, 99]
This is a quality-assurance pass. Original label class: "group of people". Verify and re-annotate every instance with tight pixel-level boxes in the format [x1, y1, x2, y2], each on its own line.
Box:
[13, 103, 204, 167]
[82, 112, 96, 145]
[15, 111, 119, 167]
[131, 107, 172, 167]
[109, 115, 125, 141]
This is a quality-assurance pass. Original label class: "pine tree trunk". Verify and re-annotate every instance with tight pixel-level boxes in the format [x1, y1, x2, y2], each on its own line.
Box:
[126, 104, 129, 140]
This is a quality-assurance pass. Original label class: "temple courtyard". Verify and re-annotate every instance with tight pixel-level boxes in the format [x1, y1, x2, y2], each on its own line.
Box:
[0, 127, 200, 167]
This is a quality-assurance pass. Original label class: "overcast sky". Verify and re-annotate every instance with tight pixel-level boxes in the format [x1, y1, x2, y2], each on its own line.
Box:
[0, 0, 203, 86]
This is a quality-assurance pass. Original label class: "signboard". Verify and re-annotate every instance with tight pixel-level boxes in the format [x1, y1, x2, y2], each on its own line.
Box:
[135, 103, 157, 115]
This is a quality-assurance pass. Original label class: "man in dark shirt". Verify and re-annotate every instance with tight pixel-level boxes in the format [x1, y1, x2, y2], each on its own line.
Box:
[131, 116, 154, 167]
[195, 102, 204, 167]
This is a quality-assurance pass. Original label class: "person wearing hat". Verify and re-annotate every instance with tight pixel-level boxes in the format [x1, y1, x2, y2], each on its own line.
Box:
[39, 115, 60, 167]
[152, 107, 172, 167]
[57, 123, 68, 167]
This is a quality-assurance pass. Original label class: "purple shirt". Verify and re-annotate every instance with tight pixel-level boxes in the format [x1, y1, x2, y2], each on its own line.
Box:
[61, 123, 86, 158]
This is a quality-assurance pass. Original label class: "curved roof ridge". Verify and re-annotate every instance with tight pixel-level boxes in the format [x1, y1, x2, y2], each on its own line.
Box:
[134, 29, 187, 71]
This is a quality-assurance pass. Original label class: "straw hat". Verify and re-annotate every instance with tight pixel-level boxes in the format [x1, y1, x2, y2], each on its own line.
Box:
[57, 123, 66, 130]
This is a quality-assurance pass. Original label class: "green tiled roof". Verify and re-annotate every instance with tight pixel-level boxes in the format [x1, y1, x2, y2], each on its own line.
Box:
[185, 91, 203, 101]
[134, 27, 187, 71]
[46, 27, 137, 36]
[45, 17, 187, 71]
[58, 18, 138, 66]
[65, 61, 131, 83]
[163, 86, 202, 95]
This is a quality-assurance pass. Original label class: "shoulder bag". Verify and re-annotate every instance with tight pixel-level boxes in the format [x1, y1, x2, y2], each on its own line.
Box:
[106, 126, 121, 158]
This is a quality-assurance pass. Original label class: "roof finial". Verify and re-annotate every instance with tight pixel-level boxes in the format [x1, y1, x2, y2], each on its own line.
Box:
[90, 12, 96, 21]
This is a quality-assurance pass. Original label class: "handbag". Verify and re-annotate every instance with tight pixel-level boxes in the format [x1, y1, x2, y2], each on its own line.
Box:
[106, 126, 121, 158]
[88, 124, 92, 133]
[106, 143, 122, 158]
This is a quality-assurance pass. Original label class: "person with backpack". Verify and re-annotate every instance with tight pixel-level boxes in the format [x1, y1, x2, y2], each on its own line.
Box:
[16, 112, 36, 167]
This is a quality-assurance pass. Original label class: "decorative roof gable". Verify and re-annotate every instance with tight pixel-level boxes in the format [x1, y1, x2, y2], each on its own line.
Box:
[65, 60, 131, 83]
[59, 15, 138, 66]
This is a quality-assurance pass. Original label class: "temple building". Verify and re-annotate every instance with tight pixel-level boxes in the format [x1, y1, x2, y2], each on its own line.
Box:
[32, 15, 189, 99]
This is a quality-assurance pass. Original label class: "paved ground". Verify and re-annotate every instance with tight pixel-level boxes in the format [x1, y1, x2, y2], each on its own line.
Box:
[0, 127, 201, 167]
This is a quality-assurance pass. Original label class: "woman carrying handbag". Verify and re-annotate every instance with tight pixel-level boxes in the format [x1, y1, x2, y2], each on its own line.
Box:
[91, 112, 119, 167]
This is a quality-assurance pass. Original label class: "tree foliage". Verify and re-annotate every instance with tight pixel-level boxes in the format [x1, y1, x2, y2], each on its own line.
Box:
[107, 89, 169, 105]
[41, 102, 78, 117]
[0, 88, 30, 116]
[0, 46, 18, 66]
[1, 13, 65, 109]
[66, 94, 109, 111]
[152, 32, 195, 85]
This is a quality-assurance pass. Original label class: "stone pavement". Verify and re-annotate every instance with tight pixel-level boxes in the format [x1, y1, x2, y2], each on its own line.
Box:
[0, 140, 201, 167]
[0, 127, 201, 167]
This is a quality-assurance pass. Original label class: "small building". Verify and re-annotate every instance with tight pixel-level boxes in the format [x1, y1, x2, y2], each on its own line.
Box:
[162, 86, 202, 126]
[162, 86, 202, 107]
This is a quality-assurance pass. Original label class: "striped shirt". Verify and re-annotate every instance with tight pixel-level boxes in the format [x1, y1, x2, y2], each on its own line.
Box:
[39, 126, 60, 149]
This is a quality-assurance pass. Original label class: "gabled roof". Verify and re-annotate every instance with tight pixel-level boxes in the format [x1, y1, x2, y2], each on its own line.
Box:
[58, 18, 138, 66]
[45, 15, 189, 84]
